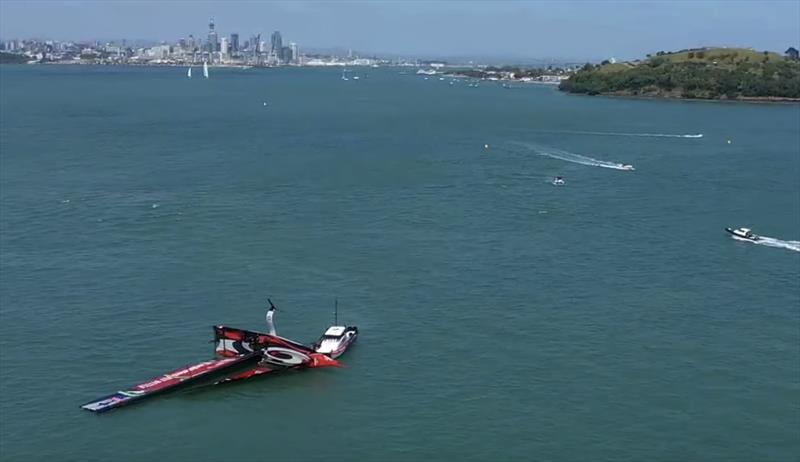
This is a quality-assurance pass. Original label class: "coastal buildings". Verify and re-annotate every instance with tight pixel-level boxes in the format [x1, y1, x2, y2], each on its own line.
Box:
[0, 19, 314, 67]
[0, 18, 522, 70]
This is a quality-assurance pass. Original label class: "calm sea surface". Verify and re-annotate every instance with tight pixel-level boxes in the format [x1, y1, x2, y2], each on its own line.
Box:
[1, 65, 798, 461]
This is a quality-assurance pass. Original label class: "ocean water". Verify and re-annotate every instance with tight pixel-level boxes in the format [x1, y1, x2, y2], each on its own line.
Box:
[0, 65, 798, 461]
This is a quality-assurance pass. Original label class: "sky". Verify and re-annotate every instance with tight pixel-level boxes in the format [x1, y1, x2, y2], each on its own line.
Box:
[0, 0, 798, 61]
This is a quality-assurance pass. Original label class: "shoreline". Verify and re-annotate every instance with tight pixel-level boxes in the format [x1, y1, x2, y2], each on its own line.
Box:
[561, 90, 800, 105]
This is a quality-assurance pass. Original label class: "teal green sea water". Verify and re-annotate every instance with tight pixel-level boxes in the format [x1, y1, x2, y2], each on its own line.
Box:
[1, 65, 798, 461]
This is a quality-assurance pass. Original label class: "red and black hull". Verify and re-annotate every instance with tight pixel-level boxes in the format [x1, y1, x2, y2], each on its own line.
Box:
[81, 325, 342, 413]
[80, 352, 262, 413]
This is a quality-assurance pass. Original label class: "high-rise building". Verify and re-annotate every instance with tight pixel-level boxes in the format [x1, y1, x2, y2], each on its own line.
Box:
[207, 18, 219, 52]
[220, 37, 228, 56]
[230, 33, 239, 53]
[281, 46, 292, 64]
[290, 42, 299, 64]
[270, 31, 283, 60]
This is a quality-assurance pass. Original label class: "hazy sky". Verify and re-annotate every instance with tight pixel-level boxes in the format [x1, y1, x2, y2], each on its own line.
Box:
[1, 0, 798, 60]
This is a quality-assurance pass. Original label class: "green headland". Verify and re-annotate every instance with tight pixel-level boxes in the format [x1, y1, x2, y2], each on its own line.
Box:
[559, 47, 800, 102]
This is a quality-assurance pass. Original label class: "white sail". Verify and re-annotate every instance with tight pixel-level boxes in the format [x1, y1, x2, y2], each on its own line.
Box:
[266, 307, 276, 336]
[187, 67, 192, 78]
[203, 61, 209, 79]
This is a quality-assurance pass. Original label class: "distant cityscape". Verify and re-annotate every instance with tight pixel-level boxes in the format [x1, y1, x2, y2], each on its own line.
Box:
[0, 18, 425, 68]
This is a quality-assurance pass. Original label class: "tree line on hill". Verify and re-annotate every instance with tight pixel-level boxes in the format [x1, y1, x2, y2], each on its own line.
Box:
[560, 49, 800, 100]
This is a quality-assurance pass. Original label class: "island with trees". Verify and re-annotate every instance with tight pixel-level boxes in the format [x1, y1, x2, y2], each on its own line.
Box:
[559, 47, 800, 102]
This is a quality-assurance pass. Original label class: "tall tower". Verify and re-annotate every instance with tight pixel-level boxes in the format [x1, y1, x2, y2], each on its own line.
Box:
[230, 33, 239, 53]
[270, 31, 283, 61]
[207, 18, 219, 52]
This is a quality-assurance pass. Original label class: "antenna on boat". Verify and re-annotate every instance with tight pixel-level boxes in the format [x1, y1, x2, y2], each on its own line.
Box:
[334, 298, 338, 325]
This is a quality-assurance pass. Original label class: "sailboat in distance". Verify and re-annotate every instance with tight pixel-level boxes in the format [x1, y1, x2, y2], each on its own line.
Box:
[203, 61, 209, 79]
[187, 67, 192, 78]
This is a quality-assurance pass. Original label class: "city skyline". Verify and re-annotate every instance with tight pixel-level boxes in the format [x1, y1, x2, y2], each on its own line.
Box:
[1, 1, 799, 61]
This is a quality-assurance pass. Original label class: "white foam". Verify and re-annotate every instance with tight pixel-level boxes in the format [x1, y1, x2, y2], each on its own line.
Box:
[512, 142, 634, 171]
[732, 235, 800, 253]
[537, 130, 703, 139]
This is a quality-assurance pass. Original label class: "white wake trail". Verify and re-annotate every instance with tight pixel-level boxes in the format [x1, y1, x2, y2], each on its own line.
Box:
[538, 130, 703, 139]
[511, 142, 634, 171]
[732, 236, 800, 253]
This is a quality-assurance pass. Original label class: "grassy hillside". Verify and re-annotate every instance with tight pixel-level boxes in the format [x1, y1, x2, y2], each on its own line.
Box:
[560, 47, 800, 100]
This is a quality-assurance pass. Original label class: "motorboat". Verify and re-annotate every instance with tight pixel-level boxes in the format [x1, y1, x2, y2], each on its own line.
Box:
[725, 227, 760, 241]
[552, 176, 566, 186]
[312, 299, 358, 359]
[618, 164, 635, 171]
[313, 325, 359, 359]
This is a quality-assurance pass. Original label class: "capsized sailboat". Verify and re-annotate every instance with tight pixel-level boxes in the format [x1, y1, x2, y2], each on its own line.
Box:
[80, 299, 357, 413]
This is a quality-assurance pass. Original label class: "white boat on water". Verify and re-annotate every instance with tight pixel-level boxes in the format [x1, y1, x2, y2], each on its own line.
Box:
[203, 61, 209, 79]
[187, 67, 192, 78]
[313, 326, 358, 359]
[726, 227, 760, 241]
[341, 69, 349, 81]
[311, 301, 358, 359]
[552, 176, 566, 186]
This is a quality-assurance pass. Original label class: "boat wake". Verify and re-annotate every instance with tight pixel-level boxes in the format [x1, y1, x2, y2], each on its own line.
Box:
[536, 130, 703, 139]
[511, 142, 634, 171]
[733, 236, 800, 253]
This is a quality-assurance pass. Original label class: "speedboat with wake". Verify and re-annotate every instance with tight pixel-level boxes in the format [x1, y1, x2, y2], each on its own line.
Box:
[725, 227, 760, 241]
[551, 176, 566, 186]
[80, 299, 357, 413]
[617, 163, 635, 171]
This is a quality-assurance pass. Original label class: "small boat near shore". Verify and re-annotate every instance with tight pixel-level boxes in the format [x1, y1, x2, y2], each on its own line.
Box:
[726, 227, 760, 241]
